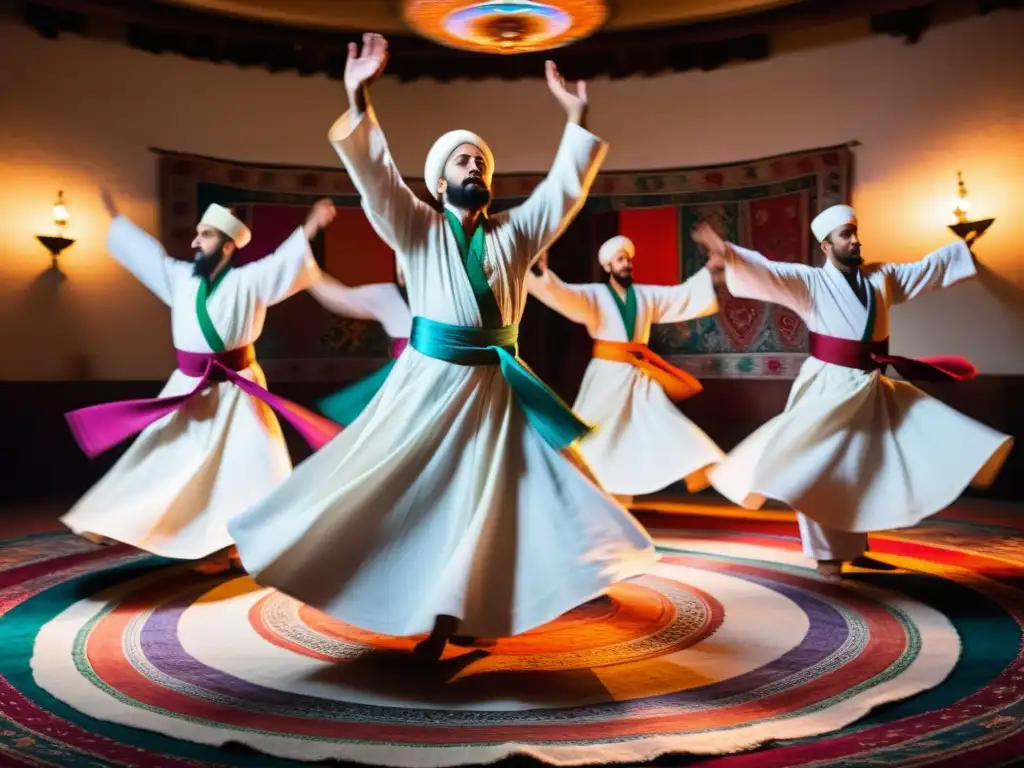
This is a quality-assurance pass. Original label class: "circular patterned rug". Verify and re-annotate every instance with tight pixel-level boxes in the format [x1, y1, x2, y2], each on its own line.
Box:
[3, 507, 1023, 767]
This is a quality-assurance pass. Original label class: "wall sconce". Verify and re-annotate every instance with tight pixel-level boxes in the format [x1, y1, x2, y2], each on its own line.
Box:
[947, 171, 995, 244]
[36, 190, 76, 270]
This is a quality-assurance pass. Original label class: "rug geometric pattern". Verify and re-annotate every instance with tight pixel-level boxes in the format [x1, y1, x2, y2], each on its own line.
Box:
[2, 507, 1022, 766]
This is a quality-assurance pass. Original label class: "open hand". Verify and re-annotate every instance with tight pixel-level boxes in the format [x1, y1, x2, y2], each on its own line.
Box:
[304, 199, 337, 239]
[345, 33, 388, 99]
[691, 222, 727, 274]
[545, 61, 587, 123]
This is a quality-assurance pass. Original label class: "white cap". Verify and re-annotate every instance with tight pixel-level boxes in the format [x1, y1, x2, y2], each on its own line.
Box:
[198, 204, 251, 248]
[598, 235, 635, 266]
[811, 204, 856, 242]
[423, 130, 494, 201]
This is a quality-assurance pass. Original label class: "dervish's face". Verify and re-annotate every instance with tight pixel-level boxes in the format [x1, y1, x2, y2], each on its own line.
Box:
[822, 221, 862, 268]
[191, 225, 234, 259]
[438, 143, 492, 210]
[191, 224, 233, 279]
[604, 250, 633, 285]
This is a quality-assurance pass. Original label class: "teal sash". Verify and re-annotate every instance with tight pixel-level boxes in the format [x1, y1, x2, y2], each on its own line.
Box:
[606, 283, 637, 341]
[411, 317, 591, 450]
[195, 265, 231, 353]
[318, 359, 397, 427]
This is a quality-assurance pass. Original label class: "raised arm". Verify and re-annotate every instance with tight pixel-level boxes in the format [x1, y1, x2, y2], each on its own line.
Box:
[526, 253, 600, 328]
[308, 274, 390, 321]
[645, 268, 720, 324]
[878, 240, 976, 306]
[101, 188, 185, 305]
[693, 222, 814, 316]
[328, 34, 432, 254]
[509, 62, 608, 268]
[242, 199, 332, 306]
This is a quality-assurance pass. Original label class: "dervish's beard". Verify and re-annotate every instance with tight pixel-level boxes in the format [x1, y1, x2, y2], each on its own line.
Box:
[445, 177, 492, 210]
[835, 246, 863, 267]
[193, 247, 228, 279]
[611, 270, 633, 288]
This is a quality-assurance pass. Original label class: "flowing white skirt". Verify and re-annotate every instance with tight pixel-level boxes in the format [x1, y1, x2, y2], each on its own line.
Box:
[573, 359, 725, 495]
[62, 364, 292, 559]
[710, 358, 1013, 533]
[228, 349, 658, 638]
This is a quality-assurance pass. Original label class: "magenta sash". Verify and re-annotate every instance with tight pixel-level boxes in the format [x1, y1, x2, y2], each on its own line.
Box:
[391, 337, 409, 358]
[808, 333, 977, 381]
[65, 345, 340, 458]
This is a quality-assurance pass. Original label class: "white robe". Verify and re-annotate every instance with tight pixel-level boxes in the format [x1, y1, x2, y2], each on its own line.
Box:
[228, 108, 658, 639]
[709, 241, 1013, 534]
[318, 282, 411, 338]
[61, 217, 321, 559]
[526, 269, 725, 494]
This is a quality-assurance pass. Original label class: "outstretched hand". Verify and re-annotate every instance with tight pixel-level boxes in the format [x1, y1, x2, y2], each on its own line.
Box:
[99, 187, 118, 219]
[345, 33, 388, 102]
[691, 222, 728, 275]
[545, 61, 587, 124]
[304, 199, 337, 239]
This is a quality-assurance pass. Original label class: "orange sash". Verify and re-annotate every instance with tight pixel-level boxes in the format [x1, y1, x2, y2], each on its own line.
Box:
[592, 340, 703, 401]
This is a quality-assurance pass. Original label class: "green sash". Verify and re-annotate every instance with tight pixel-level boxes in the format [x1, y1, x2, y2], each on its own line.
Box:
[195, 265, 231, 353]
[606, 283, 637, 341]
[443, 209, 502, 328]
[410, 318, 590, 450]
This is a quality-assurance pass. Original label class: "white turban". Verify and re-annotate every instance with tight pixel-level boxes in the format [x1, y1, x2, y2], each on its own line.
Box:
[199, 204, 251, 249]
[598, 235, 635, 267]
[423, 130, 494, 201]
[811, 204, 856, 242]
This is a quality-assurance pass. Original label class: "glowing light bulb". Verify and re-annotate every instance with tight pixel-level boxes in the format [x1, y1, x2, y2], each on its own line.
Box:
[52, 191, 69, 234]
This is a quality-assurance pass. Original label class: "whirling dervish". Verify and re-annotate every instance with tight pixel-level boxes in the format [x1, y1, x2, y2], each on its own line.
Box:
[62, 190, 339, 571]
[228, 33, 658, 659]
[695, 208, 1013, 580]
[526, 239, 724, 503]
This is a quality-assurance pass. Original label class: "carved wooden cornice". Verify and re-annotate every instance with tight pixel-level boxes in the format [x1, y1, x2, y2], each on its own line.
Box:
[10, 0, 1022, 81]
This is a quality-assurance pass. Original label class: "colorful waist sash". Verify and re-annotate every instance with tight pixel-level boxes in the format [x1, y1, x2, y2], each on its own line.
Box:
[410, 317, 591, 450]
[592, 340, 703, 401]
[66, 345, 340, 458]
[808, 333, 976, 381]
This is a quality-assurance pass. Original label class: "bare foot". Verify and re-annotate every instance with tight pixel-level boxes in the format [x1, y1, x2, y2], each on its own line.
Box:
[816, 560, 844, 582]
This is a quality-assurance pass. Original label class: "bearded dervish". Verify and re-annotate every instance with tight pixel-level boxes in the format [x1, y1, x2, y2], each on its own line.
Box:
[228, 33, 657, 659]
[694, 209, 1012, 580]
[62, 190, 339, 572]
[526, 240, 724, 504]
